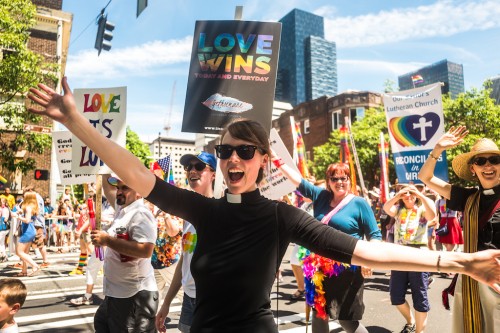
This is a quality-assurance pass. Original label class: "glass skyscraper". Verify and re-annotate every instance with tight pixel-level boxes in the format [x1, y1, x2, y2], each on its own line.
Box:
[275, 9, 338, 106]
[398, 59, 465, 98]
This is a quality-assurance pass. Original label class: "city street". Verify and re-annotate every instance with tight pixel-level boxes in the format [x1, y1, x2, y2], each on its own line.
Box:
[1, 245, 455, 332]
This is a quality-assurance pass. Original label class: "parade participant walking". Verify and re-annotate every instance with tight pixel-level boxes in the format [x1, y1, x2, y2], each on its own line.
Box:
[27, 78, 500, 333]
[435, 196, 463, 252]
[155, 151, 216, 333]
[383, 185, 436, 333]
[274, 157, 381, 333]
[419, 126, 500, 333]
[12, 191, 40, 277]
[0, 197, 10, 263]
[69, 202, 91, 275]
[84, 174, 158, 332]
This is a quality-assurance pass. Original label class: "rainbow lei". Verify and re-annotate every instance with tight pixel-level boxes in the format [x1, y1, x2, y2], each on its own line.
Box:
[298, 247, 358, 319]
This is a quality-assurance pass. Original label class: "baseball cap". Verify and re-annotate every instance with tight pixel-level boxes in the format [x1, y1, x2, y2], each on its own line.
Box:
[180, 151, 217, 170]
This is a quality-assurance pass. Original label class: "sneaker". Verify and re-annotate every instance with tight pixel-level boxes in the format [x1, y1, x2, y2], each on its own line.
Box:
[68, 268, 84, 276]
[427, 277, 435, 289]
[400, 323, 416, 333]
[40, 262, 50, 268]
[69, 295, 93, 306]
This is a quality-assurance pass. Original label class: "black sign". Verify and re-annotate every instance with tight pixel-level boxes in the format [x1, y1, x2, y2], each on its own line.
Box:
[182, 20, 282, 134]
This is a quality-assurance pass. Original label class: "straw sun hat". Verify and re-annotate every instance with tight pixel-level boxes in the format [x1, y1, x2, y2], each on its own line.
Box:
[451, 138, 500, 181]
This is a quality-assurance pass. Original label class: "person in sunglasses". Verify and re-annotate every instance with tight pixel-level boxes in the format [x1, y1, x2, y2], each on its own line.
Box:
[419, 126, 500, 333]
[272, 157, 381, 333]
[27, 78, 500, 333]
[155, 151, 216, 333]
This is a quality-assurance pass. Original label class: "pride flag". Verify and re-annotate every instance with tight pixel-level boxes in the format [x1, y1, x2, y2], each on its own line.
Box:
[411, 74, 424, 85]
[157, 155, 175, 185]
[292, 120, 310, 178]
[378, 133, 390, 203]
[295, 123, 310, 179]
[339, 126, 358, 194]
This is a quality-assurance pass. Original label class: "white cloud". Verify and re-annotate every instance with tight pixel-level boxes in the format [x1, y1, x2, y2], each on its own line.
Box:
[338, 59, 426, 76]
[66, 36, 193, 81]
[323, 0, 500, 47]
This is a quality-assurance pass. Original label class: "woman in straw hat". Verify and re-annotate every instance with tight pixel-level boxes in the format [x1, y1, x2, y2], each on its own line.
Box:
[419, 125, 500, 333]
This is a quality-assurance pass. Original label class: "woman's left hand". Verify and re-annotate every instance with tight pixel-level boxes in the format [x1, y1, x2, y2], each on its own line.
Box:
[361, 266, 373, 278]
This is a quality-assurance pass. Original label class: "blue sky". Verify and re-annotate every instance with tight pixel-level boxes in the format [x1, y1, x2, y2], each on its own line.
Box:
[61, 0, 500, 142]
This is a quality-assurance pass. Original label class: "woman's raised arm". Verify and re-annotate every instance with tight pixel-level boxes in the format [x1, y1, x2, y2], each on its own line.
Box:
[27, 77, 156, 197]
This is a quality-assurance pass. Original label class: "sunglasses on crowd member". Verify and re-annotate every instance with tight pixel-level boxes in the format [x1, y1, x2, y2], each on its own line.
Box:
[329, 176, 349, 182]
[214, 145, 265, 160]
[470, 155, 500, 166]
[184, 162, 209, 172]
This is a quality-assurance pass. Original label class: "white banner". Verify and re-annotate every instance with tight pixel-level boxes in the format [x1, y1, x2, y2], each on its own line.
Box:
[383, 83, 448, 183]
[53, 131, 96, 185]
[72, 87, 127, 174]
[260, 128, 300, 200]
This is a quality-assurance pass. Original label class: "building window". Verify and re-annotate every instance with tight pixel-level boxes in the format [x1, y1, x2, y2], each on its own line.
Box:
[349, 107, 365, 123]
[305, 151, 311, 161]
[332, 111, 341, 130]
[304, 119, 310, 134]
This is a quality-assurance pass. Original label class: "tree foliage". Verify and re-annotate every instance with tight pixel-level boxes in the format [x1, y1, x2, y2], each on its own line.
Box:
[311, 83, 500, 188]
[0, 0, 58, 174]
[126, 126, 153, 168]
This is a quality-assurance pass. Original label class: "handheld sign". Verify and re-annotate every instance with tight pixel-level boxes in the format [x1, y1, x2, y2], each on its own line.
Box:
[182, 20, 281, 134]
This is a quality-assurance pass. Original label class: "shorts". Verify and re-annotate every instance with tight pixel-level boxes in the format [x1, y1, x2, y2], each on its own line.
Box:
[34, 226, 45, 248]
[178, 293, 196, 332]
[94, 290, 159, 333]
[389, 270, 430, 312]
[290, 243, 301, 266]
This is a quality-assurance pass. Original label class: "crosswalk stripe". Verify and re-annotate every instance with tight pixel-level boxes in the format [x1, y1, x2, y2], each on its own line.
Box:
[26, 288, 104, 300]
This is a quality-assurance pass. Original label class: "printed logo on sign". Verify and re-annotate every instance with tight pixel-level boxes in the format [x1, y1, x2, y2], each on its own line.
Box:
[202, 93, 253, 113]
[389, 112, 440, 147]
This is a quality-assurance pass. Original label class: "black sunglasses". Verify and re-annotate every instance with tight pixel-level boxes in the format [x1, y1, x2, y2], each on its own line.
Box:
[184, 162, 208, 172]
[329, 176, 349, 182]
[470, 156, 500, 166]
[214, 145, 264, 160]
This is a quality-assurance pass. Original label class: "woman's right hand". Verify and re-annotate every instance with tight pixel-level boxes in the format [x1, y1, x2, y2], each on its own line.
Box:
[435, 125, 468, 151]
[27, 77, 77, 126]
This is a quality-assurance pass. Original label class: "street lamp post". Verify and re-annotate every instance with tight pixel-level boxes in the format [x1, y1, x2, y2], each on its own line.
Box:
[158, 132, 161, 159]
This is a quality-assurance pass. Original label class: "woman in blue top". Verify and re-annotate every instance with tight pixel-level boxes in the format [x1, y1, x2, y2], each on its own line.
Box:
[274, 157, 381, 333]
[13, 191, 41, 276]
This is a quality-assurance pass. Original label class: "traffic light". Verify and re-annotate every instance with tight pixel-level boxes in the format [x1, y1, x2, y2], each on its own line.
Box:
[95, 14, 115, 55]
[34, 169, 49, 181]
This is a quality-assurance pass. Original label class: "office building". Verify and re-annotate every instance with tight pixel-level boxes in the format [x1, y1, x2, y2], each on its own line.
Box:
[275, 9, 337, 106]
[398, 59, 465, 98]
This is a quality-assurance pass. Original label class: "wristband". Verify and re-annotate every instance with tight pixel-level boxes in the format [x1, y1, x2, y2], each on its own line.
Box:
[436, 254, 441, 274]
[273, 158, 285, 168]
[429, 152, 440, 160]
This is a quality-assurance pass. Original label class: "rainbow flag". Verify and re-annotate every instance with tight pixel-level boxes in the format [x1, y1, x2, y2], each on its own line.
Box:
[339, 126, 358, 194]
[411, 74, 424, 85]
[0, 175, 6, 185]
[378, 133, 390, 203]
[293, 121, 310, 178]
[157, 155, 175, 185]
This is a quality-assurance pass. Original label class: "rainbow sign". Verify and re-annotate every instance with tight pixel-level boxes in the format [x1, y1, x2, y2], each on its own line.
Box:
[383, 83, 448, 183]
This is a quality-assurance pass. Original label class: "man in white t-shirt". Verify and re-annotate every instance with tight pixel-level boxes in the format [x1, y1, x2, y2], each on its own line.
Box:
[155, 151, 216, 333]
[91, 174, 158, 332]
